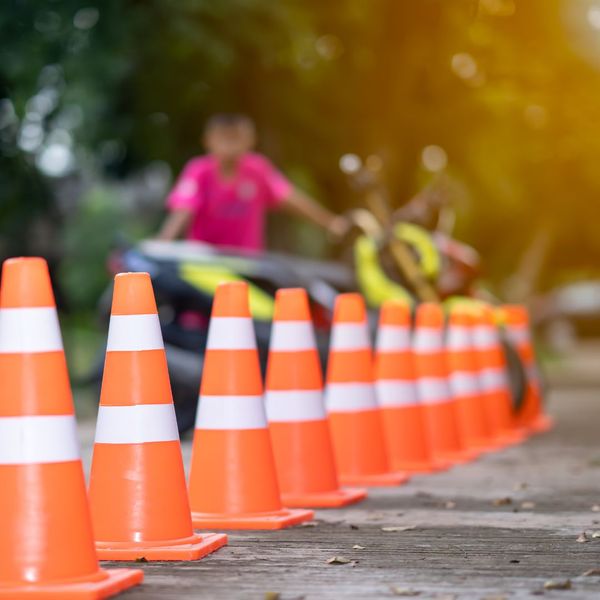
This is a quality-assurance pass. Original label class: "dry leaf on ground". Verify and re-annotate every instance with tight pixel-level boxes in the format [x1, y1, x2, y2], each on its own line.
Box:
[544, 579, 572, 590]
[582, 567, 600, 576]
[492, 497, 512, 506]
[381, 525, 416, 532]
[352, 544, 365, 550]
[520, 501, 536, 509]
[326, 556, 352, 565]
[389, 587, 421, 596]
[264, 593, 281, 600]
[576, 532, 589, 543]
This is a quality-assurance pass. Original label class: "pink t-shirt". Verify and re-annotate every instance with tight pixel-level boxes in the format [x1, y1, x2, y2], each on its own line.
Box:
[166, 152, 293, 250]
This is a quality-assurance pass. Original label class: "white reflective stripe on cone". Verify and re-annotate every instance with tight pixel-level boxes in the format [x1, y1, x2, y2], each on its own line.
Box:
[505, 326, 530, 346]
[0, 307, 63, 354]
[446, 326, 471, 350]
[270, 321, 316, 351]
[195, 395, 267, 430]
[265, 389, 326, 422]
[330, 323, 370, 351]
[479, 367, 508, 392]
[375, 380, 419, 407]
[376, 325, 411, 352]
[107, 314, 163, 352]
[325, 382, 378, 412]
[416, 377, 452, 405]
[206, 317, 256, 350]
[472, 326, 497, 350]
[448, 371, 480, 397]
[95, 404, 179, 443]
[412, 328, 443, 353]
[0, 415, 79, 464]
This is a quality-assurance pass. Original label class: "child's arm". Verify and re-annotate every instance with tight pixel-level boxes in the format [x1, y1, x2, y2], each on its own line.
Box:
[283, 188, 350, 239]
[156, 210, 193, 241]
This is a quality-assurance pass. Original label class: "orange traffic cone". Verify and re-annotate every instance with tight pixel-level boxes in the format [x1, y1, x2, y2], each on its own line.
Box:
[374, 300, 446, 473]
[265, 288, 366, 507]
[88, 273, 228, 560]
[0, 257, 142, 598]
[412, 303, 478, 464]
[472, 305, 526, 446]
[188, 281, 313, 529]
[501, 305, 553, 433]
[445, 305, 495, 452]
[325, 293, 409, 486]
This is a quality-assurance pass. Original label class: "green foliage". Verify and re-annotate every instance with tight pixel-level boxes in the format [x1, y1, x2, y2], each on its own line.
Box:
[3, 0, 600, 308]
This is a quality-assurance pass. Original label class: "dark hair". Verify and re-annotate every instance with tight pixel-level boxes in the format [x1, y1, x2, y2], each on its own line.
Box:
[204, 113, 255, 133]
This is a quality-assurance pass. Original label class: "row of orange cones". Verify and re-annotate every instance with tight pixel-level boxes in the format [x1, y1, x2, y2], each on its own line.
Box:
[0, 256, 550, 598]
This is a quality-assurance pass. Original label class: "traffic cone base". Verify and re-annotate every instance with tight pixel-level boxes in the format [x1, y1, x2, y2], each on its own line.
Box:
[531, 414, 554, 433]
[421, 403, 479, 464]
[190, 428, 314, 530]
[268, 418, 367, 508]
[95, 532, 227, 561]
[380, 406, 448, 473]
[0, 568, 143, 599]
[191, 509, 313, 531]
[282, 488, 366, 508]
[328, 410, 409, 486]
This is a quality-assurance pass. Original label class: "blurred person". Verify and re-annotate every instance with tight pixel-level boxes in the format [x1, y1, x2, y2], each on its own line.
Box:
[158, 113, 348, 250]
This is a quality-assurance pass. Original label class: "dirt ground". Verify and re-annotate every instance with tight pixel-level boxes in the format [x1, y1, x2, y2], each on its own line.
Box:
[79, 382, 600, 599]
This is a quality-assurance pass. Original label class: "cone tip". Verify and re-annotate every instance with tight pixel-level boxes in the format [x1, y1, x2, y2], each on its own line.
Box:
[379, 299, 411, 326]
[112, 272, 157, 315]
[274, 287, 310, 321]
[415, 302, 444, 328]
[334, 293, 366, 323]
[501, 304, 529, 325]
[0, 256, 55, 308]
[447, 304, 471, 326]
[212, 281, 250, 317]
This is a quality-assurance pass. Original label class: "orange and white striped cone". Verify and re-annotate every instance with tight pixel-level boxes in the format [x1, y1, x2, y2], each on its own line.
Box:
[413, 303, 478, 464]
[88, 273, 227, 560]
[501, 305, 553, 433]
[472, 305, 526, 446]
[445, 305, 496, 453]
[188, 282, 313, 529]
[265, 288, 366, 507]
[325, 293, 409, 487]
[0, 257, 142, 598]
[374, 300, 447, 473]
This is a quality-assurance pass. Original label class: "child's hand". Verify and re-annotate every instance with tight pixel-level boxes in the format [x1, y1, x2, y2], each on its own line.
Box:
[327, 214, 352, 241]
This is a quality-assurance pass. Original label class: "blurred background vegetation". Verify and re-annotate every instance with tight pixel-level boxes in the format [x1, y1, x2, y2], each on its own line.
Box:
[3, 0, 600, 317]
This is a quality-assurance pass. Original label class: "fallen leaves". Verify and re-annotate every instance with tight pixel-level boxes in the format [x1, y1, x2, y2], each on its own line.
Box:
[520, 501, 536, 510]
[544, 579, 572, 590]
[352, 544, 365, 550]
[582, 567, 600, 576]
[326, 556, 352, 565]
[492, 497, 512, 506]
[264, 593, 281, 600]
[576, 532, 589, 543]
[381, 525, 416, 532]
[389, 587, 421, 596]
